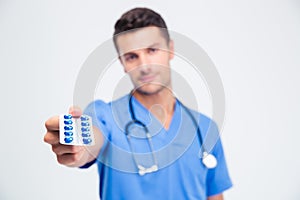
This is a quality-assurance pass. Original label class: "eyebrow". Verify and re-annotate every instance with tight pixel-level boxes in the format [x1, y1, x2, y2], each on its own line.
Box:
[120, 42, 162, 57]
[148, 42, 161, 48]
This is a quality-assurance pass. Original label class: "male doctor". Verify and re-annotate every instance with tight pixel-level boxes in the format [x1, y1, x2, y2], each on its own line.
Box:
[44, 7, 232, 200]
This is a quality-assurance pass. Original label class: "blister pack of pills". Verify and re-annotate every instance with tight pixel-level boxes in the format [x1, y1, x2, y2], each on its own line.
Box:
[59, 114, 95, 146]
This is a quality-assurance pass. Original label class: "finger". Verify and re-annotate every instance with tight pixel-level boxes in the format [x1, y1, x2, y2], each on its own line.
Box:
[52, 144, 84, 155]
[69, 106, 82, 118]
[45, 116, 59, 131]
[44, 131, 59, 145]
[57, 151, 85, 166]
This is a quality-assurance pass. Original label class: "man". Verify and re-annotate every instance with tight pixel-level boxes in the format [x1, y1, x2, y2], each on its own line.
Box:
[44, 7, 232, 200]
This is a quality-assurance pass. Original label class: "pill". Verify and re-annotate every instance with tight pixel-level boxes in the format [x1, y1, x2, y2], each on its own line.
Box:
[64, 126, 73, 130]
[81, 127, 90, 132]
[60, 114, 94, 146]
[64, 120, 73, 125]
[64, 114, 72, 119]
[81, 122, 89, 126]
[83, 138, 92, 144]
[82, 132, 91, 137]
[64, 131, 73, 136]
[64, 137, 73, 143]
[80, 116, 89, 121]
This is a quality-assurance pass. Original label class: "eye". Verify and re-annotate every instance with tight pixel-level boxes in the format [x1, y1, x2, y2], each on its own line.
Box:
[148, 48, 158, 54]
[124, 54, 137, 62]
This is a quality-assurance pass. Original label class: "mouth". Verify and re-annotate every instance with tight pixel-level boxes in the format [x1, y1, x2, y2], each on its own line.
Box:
[139, 75, 156, 83]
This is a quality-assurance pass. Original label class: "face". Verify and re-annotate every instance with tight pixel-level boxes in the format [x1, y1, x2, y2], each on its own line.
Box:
[116, 26, 174, 95]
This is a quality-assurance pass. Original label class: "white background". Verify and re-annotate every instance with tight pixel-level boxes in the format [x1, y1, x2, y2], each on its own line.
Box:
[1, 0, 300, 199]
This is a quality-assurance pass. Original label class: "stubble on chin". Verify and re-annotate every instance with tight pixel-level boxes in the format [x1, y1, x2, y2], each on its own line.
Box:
[134, 81, 171, 96]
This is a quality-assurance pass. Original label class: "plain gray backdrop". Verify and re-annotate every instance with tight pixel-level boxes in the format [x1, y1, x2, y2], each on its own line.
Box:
[0, 0, 299, 199]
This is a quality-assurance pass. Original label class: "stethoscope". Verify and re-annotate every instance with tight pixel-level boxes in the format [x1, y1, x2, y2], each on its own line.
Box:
[125, 95, 217, 176]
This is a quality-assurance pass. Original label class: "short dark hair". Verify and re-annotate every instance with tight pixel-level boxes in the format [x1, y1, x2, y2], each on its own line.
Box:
[113, 7, 170, 52]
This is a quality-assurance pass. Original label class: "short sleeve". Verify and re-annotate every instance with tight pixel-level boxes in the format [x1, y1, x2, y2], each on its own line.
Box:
[206, 136, 233, 196]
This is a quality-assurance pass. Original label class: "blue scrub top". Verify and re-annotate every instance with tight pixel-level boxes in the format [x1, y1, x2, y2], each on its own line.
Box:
[83, 95, 232, 200]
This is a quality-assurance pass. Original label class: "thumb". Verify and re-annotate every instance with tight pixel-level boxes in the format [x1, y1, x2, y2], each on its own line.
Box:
[68, 106, 82, 118]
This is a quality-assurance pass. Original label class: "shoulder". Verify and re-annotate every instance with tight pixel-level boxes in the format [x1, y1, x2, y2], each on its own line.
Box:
[182, 105, 219, 134]
[180, 104, 220, 151]
[84, 94, 129, 114]
[83, 95, 130, 126]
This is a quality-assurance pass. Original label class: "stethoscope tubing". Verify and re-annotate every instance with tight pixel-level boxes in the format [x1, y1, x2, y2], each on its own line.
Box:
[127, 95, 205, 152]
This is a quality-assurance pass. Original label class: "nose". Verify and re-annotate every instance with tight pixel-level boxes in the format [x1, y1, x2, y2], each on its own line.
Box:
[138, 53, 151, 73]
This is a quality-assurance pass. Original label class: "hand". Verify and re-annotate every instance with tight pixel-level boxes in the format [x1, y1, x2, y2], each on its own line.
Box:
[44, 106, 92, 167]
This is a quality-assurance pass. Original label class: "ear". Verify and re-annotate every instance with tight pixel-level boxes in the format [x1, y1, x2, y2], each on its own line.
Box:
[168, 39, 174, 60]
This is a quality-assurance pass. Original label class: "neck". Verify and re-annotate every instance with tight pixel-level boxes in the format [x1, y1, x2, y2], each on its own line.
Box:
[133, 88, 175, 113]
[132, 88, 176, 130]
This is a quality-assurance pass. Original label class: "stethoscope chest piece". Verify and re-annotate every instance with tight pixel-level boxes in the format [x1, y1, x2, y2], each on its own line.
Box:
[202, 152, 217, 169]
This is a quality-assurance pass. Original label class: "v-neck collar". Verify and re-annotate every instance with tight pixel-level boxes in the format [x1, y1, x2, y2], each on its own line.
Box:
[130, 95, 181, 134]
